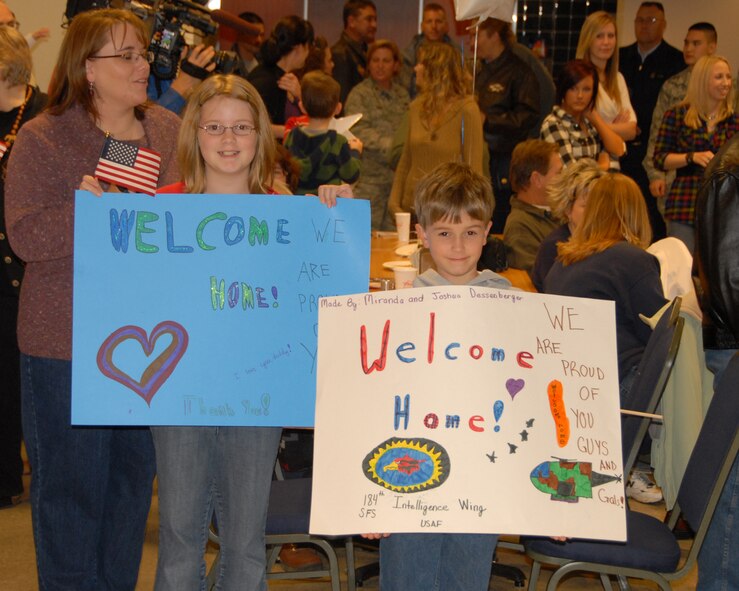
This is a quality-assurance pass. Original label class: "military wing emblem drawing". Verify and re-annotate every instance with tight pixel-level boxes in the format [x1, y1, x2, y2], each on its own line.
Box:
[363, 437, 450, 493]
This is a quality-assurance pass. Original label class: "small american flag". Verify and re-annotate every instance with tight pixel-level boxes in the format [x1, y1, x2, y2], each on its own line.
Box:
[95, 136, 161, 196]
[0, 141, 8, 160]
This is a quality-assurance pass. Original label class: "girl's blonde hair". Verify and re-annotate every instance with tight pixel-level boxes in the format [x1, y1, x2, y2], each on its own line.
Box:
[575, 11, 622, 111]
[416, 42, 468, 124]
[557, 173, 651, 265]
[178, 75, 276, 194]
[683, 55, 735, 129]
[547, 158, 605, 224]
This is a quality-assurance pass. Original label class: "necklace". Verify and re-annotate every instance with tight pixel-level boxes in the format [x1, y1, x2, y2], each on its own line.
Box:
[3, 85, 32, 145]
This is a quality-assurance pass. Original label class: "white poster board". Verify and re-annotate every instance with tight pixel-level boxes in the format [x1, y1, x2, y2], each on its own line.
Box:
[311, 285, 627, 541]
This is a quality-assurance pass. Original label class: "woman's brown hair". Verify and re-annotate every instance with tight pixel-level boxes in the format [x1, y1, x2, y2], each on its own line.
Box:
[47, 8, 149, 121]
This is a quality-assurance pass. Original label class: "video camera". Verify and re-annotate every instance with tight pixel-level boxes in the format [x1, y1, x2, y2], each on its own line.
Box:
[129, 0, 238, 80]
[65, 0, 238, 81]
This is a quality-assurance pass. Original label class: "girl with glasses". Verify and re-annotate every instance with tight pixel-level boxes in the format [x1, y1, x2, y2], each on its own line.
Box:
[151, 73, 346, 590]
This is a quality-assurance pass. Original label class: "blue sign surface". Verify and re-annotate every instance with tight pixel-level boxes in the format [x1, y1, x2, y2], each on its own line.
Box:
[72, 191, 370, 426]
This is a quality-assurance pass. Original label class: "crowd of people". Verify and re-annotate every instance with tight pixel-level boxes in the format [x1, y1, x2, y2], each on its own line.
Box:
[0, 1, 736, 590]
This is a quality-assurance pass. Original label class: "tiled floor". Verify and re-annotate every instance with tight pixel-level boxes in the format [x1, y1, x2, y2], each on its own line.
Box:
[1, 471, 698, 590]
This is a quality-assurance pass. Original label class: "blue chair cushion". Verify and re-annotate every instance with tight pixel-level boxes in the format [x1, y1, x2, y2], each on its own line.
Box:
[524, 510, 681, 572]
[266, 477, 312, 535]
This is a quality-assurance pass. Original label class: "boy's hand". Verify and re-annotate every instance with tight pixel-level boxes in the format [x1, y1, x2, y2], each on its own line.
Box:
[360, 533, 390, 540]
[348, 137, 363, 154]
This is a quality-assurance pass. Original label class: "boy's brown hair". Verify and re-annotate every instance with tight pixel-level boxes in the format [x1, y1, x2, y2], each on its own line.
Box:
[414, 162, 493, 228]
[300, 71, 341, 118]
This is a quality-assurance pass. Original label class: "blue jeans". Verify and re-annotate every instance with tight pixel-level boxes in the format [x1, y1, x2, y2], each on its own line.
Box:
[151, 426, 281, 591]
[666, 220, 695, 255]
[380, 533, 498, 591]
[21, 354, 156, 591]
[697, 349, 738, 590]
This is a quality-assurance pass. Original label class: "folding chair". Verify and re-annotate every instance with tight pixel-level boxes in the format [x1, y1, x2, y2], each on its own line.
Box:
[620, 297, 683, 476]
[523, 351, 739, 590]
[207, 476, 354, 591]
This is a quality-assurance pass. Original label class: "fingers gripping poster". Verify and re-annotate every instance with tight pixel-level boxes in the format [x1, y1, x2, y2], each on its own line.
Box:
[72, 191, 369, 427]
[311, 286, 628, 540]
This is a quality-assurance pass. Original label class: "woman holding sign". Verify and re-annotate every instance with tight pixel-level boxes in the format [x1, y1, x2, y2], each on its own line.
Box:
[151, 74, 348, 590]
[5, 9, 180, 589]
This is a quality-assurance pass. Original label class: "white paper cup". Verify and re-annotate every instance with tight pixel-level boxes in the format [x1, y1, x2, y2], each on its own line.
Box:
[395, 212, 411, 243]
[393, 266, 418, 289]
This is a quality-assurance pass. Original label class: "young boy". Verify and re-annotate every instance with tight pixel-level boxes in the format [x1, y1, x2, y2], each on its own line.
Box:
[366, 162, 512, 591]
[283, 71, 362, 194]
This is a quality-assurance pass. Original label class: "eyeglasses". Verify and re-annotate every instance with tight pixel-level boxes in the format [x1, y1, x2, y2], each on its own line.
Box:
[198, 123, 258, 136]
[634, 17, 662, 25]
[88, 50, 154, 64]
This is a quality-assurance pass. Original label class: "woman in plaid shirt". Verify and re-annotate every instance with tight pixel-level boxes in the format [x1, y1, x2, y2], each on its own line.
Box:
[540, 60, 625, 170]
[653, 55, 737, 253]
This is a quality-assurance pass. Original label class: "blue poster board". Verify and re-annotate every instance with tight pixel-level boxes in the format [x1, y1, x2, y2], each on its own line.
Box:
[72, 191, 370, 426]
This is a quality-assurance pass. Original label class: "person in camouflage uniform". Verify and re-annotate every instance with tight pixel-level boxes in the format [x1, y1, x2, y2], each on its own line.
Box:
[643, 23, 717, 210]
[345, 40, 410, 230]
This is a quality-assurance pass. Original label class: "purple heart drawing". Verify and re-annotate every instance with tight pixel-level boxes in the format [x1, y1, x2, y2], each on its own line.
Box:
[96, 321, 189, 406]
[506, 378, 525, 400]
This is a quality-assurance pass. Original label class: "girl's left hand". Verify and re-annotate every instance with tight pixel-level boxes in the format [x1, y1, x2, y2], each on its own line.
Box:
[316, 184, 354, 208]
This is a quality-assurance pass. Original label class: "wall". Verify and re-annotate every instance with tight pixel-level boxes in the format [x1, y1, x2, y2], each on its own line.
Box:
[13, 0, 67, 91]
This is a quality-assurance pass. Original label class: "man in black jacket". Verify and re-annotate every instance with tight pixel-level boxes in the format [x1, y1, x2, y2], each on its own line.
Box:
[331, 0, 377, 107]
[619, 1, 684, 240]
[473, 18, 540, 234]
[694, 132, 739, 591]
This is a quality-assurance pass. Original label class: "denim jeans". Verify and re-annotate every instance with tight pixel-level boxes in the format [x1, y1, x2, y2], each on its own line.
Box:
[697, 349, 738, 590]
[380, 533, 498, 591]
[151, 425, 281, 591]
[666, 220, 695, 255]
[20, 354, 156, 591]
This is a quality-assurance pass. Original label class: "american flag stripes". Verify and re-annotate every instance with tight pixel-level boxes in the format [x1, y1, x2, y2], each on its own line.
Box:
[94, 136, 161, 195]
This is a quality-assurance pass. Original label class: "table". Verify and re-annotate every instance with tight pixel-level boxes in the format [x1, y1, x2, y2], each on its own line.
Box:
[370, 232, 537, 292]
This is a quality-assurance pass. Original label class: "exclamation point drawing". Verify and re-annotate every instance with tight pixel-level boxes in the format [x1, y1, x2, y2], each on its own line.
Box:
[493, 400, 504, 432]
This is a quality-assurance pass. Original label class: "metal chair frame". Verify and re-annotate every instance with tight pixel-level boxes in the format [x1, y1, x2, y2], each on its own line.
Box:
[525, 352, 739, 591]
